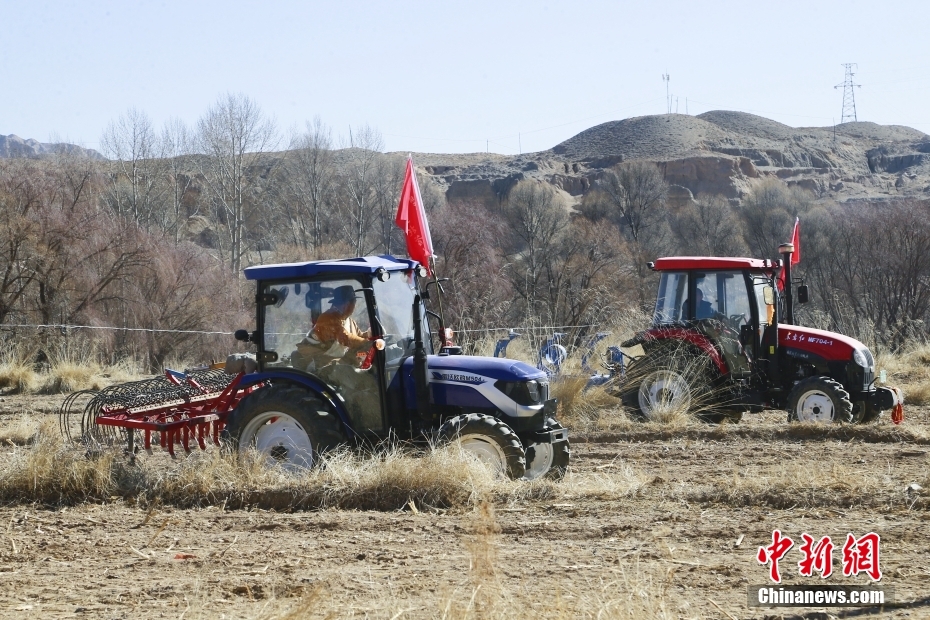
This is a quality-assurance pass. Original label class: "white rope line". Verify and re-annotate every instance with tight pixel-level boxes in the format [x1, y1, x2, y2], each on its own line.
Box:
[457, 324, 599, 334]
[1, 322, 604, 338]
[0, 323, 234, 336]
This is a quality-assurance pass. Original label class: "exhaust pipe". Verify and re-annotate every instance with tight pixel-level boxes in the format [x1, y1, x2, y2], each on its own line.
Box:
[778, 242, 795, 325]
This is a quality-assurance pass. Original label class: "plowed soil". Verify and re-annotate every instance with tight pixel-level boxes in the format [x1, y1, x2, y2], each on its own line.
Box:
[1, 396, 928, 619]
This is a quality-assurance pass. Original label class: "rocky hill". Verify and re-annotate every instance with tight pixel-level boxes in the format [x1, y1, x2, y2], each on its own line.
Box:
[406, 111, 930, 207]
[0, 134, 103, 160]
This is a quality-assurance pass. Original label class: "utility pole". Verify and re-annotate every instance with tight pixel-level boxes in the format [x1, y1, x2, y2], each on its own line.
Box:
[834, 63, 861, 124]
[662, 73, 671, 114]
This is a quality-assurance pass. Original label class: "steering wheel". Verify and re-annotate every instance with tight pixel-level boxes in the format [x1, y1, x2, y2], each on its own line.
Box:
[728, 313, 749, 330]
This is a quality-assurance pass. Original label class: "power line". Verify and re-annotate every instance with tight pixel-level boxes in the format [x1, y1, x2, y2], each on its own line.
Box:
[835, 63, 862, 124]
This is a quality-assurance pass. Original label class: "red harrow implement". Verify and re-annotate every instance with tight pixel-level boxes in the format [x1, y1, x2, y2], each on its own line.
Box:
[58, 368, 263, 457]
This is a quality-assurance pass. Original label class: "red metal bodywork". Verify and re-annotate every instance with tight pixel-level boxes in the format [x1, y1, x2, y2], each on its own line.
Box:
[777, 324, 862, 362]
[651, 257, 777, 272]
[636, 328, 729, 375]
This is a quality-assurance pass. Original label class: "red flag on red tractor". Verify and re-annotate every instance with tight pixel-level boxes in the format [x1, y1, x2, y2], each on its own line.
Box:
[395, 156, 434, 275]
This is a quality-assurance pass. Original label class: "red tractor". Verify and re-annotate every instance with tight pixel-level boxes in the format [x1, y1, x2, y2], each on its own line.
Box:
[619, 244, 904, 424]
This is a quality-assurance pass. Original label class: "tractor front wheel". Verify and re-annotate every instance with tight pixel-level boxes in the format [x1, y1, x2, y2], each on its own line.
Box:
[438, 413, 526, 479]
[786, 377, 854, 424]
[523, 419, 570, 481]
[226, 385, 346, 471]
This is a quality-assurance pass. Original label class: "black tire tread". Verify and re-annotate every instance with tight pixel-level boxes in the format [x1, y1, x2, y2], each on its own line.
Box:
[786, 376, 854, 424]
[438, 413, 526, 479]
[620, 346, 716, 421]
[525, 419, 571, 481]
[225, 385, 346, 463]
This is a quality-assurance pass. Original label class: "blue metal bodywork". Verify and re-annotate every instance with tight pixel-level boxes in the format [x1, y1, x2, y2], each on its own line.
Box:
[239, 369, 357, 437]
[244, 255, 417, 281]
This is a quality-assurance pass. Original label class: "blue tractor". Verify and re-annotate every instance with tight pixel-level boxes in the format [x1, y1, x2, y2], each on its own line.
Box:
[226, 255, 569, 480]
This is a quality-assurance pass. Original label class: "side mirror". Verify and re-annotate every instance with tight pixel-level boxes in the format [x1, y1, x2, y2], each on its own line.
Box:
[234, 329, 252, 343]
[797, 285, 810, 304]
[763, 285, 775, 306]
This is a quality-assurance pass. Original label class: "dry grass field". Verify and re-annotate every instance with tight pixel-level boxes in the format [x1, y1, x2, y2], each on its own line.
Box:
[0, 348, 929, 619]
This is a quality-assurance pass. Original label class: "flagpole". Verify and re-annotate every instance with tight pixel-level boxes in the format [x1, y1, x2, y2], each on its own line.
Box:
[429, 256, 447, 345]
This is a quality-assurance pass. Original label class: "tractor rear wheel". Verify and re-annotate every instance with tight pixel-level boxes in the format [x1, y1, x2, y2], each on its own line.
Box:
[786, 377, 853, 424]
[438, 413, 526, 479]
[226, 385, 346, 471]
[621, 351, 714, 422]
[523, 419, 570, 481]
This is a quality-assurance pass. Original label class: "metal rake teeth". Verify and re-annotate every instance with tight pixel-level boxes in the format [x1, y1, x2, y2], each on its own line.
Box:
[58, 369, 236, 448]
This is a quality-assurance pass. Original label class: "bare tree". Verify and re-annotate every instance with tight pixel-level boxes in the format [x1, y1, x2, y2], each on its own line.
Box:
[100, 108, 167, 227]
[281, 117, 335, 255]
[337, 124, 383, 255]
[501, 181, 568, 320]
[739, 179, 812, 258]
[672, 195, 747, 256]
[594, 161, 668, 241]
[196, 93, 277, 273]
[160, 117, 196, 243]
[371, 153, 406, 254]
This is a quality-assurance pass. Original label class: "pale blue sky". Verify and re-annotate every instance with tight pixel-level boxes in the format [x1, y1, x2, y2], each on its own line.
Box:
[2, 0, 928, 155]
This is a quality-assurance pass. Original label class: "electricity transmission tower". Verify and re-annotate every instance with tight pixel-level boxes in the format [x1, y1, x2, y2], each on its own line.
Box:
[834, 63, 861, 124]
[662, 73, 671, 114]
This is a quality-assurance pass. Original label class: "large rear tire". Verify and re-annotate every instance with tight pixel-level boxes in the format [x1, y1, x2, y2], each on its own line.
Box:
[523, 419, 570, 481]
[225, 385, 346, 471]
[786, 377, 853, 424]
[438, 413, 526, 479]
[620, 351, 714, 421]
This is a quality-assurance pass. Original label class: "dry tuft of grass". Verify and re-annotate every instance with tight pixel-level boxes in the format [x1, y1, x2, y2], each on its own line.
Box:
[0, 341, 145, 395]
[39, 360, 109, 394]
[552, 375, 621, 430]
[876, 343, 930, 405]
[0, 359, 41, 394]
[0, 414, 51, 446]
[0, 430, 506, 511]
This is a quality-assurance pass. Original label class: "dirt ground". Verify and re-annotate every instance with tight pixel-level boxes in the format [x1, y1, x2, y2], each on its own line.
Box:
[0, 395, 928, 619]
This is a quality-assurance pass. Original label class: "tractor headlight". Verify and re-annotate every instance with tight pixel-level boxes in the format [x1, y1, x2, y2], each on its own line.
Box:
[526, 380, 540, 404]
[853, 348, 874, 369]
[494, 380, 548, 406]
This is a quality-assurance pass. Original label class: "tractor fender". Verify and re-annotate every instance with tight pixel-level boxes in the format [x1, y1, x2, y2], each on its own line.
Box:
[238, 369, 355, 437]
[625, 328, 728, 376]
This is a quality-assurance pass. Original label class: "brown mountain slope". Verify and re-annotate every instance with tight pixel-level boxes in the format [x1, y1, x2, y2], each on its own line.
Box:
[410, 111, 930, 205]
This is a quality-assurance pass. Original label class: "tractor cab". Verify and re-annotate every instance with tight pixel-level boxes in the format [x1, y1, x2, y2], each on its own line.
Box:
[233, 255, 567, 480]
[649, 257, 779, 380]
[241, 256, 428, 439]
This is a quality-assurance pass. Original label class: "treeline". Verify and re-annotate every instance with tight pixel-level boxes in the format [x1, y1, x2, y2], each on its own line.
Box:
[1, 93, 929, 370]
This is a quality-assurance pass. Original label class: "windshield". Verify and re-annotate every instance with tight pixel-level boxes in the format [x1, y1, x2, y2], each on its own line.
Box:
[373, 270, 431, 359]
[654, 272, 688, 325]
[262, 278, 370, 370]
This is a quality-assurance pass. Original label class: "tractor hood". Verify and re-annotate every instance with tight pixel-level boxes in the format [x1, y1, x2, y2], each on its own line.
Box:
[426, 355, 546, 382]
[778, 325, 865, 361]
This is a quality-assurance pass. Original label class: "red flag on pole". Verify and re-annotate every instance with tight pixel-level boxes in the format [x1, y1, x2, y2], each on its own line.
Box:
[395, 156, 435, 275]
